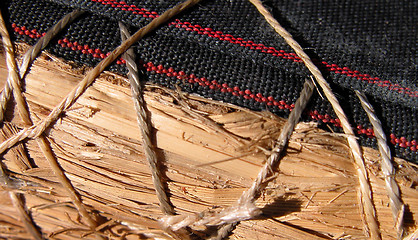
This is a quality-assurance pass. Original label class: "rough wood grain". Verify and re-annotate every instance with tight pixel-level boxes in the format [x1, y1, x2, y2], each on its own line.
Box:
[0, 44, 417, 239]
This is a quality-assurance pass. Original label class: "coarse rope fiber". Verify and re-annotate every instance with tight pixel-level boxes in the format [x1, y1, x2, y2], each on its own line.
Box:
[0, 0, 410, 239]
[248, 0, 382, 238]
[0, 8, 101, 238]
[356, 90, 405, 238]
[0, 0, 202, 159]
[0, 0, 200, 239]
[119, 21, 175, 216]
[7, 0, 417, 163]
[160, 79, 314, 233]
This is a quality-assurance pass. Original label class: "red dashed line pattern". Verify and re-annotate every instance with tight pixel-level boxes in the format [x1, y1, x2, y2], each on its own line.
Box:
[308, 110, 341, 127]
[169, 19, 303, 63]
[11, 25, 45, 38]
[390, 134, 417, 151]
[143, 61, 296, 109]
[11, 23, 417, 152]
[91, 0, 159, 18]
[56, 37, 126, 64]
[319, 61, 415, 96]
[88, 0, 417, 98]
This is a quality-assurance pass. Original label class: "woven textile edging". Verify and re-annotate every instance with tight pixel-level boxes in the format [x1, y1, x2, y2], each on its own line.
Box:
[6, 0, 417, 163]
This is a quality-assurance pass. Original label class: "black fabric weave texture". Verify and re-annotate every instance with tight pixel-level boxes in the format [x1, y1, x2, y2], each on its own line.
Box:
[2, 0, 417, 163]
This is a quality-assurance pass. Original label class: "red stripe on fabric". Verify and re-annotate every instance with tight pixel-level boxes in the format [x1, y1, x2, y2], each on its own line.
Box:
[91, 0, 159, 18]
[169, 19, 303, 63]
[12, 23, 417, 151]
[143, 61, 295, 110]
[89, 0, 417, 98]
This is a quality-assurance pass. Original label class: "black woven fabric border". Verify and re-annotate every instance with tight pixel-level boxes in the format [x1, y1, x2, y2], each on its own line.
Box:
[2, 0, 417, 162]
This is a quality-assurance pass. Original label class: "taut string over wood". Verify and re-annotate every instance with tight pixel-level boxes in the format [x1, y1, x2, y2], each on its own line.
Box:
[356, 90, 405, 238]
[119, 22, 175, 216]
[0, 0, 202, 157]
[0, 1, 201, 238]
[0, 41, 417, 239]
[160, 80, 314, 235]
[0, 9, 84, 122]
[213, 79, 315, 240]
[248, 0, 381, 238]
[0, 9, 46, 240]
[1, 0, 417, 239]
[0, 8, 101, 237]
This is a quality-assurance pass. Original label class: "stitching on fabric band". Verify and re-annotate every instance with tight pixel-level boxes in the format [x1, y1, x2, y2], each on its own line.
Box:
[88, 0, 417, 98]
[11, 23, 417, 152]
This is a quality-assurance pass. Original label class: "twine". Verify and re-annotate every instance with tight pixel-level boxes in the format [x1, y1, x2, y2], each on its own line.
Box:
[355, 91, 405, 238]
[248, 0, 381, 238]
[118, 22, 175, 215]
[160, 80, 314, 234]
[0, 0, 202, 157]
[1, 0, 407, 239]
[0, 9, 27, 123]
[0, 9, 44, 240]
[0, 0, 200, 239]
[0, 9, 84, 122]
[0, 152, 42, 240]
[0, 8, 100, 235]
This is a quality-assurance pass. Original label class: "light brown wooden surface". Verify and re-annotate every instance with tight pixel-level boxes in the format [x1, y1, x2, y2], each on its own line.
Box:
[0, 45, 417, 239]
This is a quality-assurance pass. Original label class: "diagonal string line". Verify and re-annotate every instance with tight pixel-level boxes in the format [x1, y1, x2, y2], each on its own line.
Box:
[118, 21, 175, 215]
[0, 9, 84, 122]
[0, 1, 200, 238]
[160, 80, 314, 234]
[355, 91, 405, 238]
[0, 9, 44, 240]
[0, 0, 202, 156]
[1, 8, 102, 235]
[248, 0, 381, 239]
[211, 79, 314, 240]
